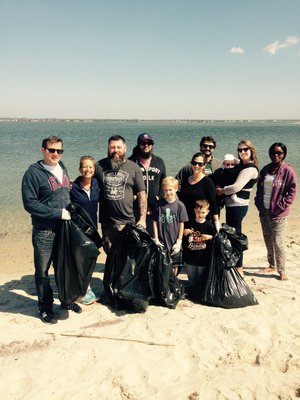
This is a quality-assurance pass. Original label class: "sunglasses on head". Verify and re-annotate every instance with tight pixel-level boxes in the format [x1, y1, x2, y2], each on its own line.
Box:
[202, 144, 215, 149]
[46, 148, 64, 154]
[238, 147, 249, 153]
[191, 161, 205, 167]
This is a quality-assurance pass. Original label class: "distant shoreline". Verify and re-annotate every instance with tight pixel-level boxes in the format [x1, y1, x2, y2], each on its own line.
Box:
[1, 118, 300, 124]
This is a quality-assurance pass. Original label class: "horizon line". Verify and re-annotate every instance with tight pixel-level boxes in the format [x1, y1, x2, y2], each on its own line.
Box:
[1, 117, 300, 123]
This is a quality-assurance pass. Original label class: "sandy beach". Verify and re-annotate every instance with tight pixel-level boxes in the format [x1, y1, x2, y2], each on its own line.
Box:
[1, 201, 300, 400]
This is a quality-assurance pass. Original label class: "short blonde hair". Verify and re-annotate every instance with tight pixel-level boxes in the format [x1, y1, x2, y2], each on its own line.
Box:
[161, 176, 179, 190]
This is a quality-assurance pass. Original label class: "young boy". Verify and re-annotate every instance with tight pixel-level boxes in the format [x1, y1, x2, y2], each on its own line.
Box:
[153, 176, 189, 275]
[183, 199, 216, 288]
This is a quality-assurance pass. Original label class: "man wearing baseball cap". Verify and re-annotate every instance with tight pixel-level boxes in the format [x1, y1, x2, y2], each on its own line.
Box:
[129, 133, 166, 235]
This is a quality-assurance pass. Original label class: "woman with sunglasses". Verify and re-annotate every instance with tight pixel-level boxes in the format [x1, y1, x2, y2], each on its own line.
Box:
[255, 143, 297, 281]
[178, 152, 220, 231]
[216, 140, 259, 276]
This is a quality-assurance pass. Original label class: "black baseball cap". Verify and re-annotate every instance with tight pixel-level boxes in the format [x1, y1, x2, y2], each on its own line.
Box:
[137, 133, 154, 145]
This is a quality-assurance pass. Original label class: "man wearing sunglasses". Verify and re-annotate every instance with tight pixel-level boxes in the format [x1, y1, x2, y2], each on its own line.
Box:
[22, 136, 82, 324]
[129, 133, 166, 235]
[176, 136, 221, 189]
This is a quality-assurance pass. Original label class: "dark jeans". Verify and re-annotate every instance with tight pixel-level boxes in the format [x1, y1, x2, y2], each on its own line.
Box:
[32, 228, 59, 313]
[225, 205, 248, 266]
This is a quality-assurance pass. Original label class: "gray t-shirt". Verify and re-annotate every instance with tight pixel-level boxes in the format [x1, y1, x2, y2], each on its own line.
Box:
[96, 158, 146, 225]
[153, 199, 188, 252]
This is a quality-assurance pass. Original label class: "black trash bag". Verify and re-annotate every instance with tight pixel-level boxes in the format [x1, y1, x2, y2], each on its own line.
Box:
[67, 202, 102, 248]
[56, 203, 102, 305]
[198, 224, 258, 309]
[149, 244, 184, 309]
[104, 224, 184, 312]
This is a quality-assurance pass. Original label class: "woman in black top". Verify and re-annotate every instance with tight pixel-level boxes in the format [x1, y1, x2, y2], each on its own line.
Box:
[177, 152, 220, 231]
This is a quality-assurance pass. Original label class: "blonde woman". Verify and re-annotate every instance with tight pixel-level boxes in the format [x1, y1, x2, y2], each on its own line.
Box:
[70, 156, 100, 304]
[216, 140, 259, 276]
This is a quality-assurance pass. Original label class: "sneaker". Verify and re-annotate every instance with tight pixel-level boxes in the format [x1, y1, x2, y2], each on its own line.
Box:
[78, 288, 99, 305]
[61, 302, 82, 314]
[40, 310, 58, 324]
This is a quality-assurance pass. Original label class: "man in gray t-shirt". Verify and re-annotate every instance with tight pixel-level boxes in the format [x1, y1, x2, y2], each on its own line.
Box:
[95, 135, 147, 254]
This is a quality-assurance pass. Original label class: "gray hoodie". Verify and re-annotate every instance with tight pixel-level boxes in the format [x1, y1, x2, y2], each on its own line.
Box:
[22, 160, 70, 230]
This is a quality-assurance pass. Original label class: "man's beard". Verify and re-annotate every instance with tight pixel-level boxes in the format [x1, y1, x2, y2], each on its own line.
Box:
[138, 147, 152, 159]
[110, 152, 125, 170]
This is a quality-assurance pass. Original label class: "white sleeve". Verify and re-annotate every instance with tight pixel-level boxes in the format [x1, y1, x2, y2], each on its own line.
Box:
[223, 167, 258, 195]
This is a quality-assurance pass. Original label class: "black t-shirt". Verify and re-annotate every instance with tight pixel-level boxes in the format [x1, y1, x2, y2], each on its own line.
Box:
[183, 219, 216, 266]
[178, 176, 218, 221]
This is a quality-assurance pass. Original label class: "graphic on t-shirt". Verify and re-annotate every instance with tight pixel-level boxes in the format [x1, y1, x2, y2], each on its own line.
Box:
[188, 230, 206, 250]
[159, 207, 176, 224]
[104, 170, 129, 200]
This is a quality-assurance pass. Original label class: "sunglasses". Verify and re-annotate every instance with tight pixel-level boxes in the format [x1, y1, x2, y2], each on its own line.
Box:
[238, 147, 249, 153]
[224, 163, 235, 167]
[202, 144, 215, 149]
[141, 141, 153, 146]
[191, 161, 205, 167]
[46, 148, 64, 154]
[271, 151, 284, 156]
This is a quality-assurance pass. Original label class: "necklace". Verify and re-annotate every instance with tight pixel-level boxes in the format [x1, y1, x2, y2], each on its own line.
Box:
[80, 178, 91, 190]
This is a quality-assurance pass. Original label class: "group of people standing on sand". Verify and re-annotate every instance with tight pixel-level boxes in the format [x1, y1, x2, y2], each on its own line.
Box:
[22, 133, 297, 324]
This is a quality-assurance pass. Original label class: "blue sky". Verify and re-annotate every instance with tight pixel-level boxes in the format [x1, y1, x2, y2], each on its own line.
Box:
[1, 0, 299, 119]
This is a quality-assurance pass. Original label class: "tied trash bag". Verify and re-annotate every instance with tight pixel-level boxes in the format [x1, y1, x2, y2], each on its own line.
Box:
[56, 202, 102, 305]
[104, 224, 183, 313]
[199, 224, 258, 308]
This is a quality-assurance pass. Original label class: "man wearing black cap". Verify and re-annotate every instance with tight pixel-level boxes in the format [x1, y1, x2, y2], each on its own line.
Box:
[129, 133, 166, 235]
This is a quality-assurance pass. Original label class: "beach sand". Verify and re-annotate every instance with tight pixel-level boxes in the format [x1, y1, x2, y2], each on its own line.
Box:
[1, 202, 300, 400]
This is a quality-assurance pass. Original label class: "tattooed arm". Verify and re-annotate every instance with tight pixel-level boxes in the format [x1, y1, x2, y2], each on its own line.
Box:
[136, 190, 147, 228]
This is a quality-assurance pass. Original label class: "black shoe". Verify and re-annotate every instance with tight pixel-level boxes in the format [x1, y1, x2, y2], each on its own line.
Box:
[40, 310, 58, 324]
[61, 302, 82, 314]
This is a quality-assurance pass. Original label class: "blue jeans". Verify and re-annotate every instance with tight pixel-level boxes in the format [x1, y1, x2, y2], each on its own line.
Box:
[225, 206, 248, 267]
[32, 228, 59, 313]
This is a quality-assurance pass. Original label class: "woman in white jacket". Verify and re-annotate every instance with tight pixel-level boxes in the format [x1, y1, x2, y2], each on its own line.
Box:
[216, 139, 259, 276]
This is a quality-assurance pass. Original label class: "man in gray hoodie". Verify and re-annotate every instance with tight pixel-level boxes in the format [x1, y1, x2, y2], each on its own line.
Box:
[22, 136, 82, 324]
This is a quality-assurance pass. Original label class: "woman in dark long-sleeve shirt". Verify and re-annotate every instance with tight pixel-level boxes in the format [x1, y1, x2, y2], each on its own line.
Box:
[177, 152, 220, 231]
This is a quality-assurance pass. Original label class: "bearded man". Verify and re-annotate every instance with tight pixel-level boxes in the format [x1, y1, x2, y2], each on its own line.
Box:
[129, 133, 166, 235]
[95, 135, 147, 254]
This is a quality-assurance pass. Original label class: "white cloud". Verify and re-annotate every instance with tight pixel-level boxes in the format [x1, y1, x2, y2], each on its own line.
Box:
[264, 35, 300, 55]
[286, 36, 300, 44]
[230, 47, 245, 54]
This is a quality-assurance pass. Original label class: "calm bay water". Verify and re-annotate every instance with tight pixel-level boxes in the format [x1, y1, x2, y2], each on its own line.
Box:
[0, 120, 299, 237]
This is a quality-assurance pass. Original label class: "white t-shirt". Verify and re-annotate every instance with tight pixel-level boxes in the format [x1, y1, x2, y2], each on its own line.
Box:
[41, 162, 63, 183]
[263, 174, 275, 209]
